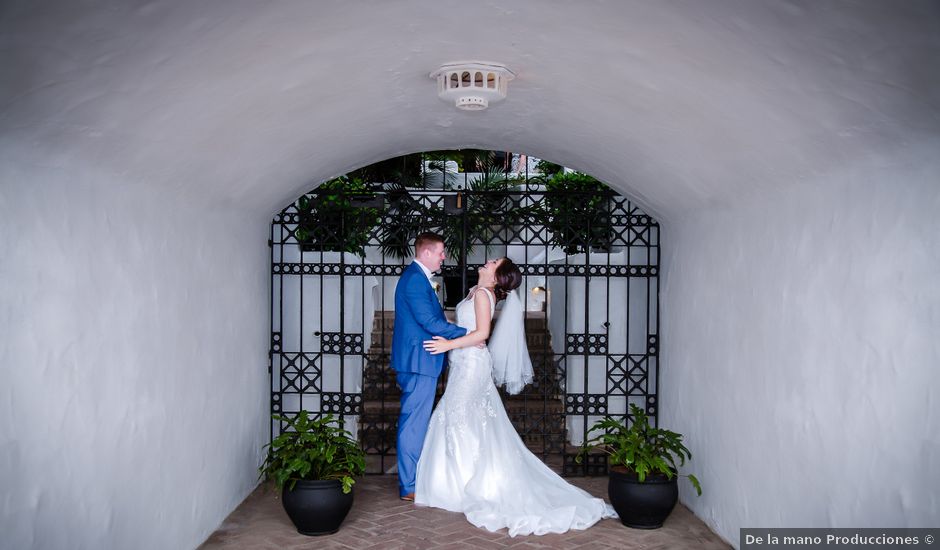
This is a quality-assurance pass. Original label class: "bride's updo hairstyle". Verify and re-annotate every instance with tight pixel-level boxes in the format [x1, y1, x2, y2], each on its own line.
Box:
[493, 258, 523, 302]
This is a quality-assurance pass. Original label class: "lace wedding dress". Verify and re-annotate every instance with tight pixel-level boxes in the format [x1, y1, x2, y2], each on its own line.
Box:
[414, 287, 616, 536]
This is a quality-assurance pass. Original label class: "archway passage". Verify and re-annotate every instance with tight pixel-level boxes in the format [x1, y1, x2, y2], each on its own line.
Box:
[269, 151, 660, 475]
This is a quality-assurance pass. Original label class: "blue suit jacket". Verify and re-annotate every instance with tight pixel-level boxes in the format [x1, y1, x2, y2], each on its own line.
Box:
[391, 262, 467, 377]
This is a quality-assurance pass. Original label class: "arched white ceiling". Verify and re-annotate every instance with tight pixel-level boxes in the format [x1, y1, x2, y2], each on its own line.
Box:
[2, 0, 938, 221]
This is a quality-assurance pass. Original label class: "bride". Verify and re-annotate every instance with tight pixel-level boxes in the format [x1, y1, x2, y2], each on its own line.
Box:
[416, 257, 616, 536]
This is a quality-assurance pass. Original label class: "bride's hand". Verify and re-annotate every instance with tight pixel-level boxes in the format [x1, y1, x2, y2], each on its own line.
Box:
[423, 336, 450, 355]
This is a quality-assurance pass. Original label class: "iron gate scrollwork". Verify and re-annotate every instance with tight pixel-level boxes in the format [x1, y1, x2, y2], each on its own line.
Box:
[269, 154, 660, 476]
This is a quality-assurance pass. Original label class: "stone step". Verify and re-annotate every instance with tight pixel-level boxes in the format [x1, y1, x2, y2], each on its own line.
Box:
[360, 377, 563, 401]
[367, 338, 554, 356]
[358, 397, 567, 452]
[361, 355, 564, 400]
[369, 311, 549, 333]
[361, 311, 562, 455]
[360, 397, 565, 415]
[358, 430, 569, 455]
[367, 330, 551, 344]
[361, 444, 593, 475]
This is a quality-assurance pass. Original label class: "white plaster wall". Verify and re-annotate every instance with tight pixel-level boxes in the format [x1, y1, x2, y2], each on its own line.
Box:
[0, 149, 270, 549]
[660, 143, 940, 545]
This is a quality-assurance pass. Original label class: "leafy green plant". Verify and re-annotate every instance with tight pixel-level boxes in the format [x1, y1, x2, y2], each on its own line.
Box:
[377, 181, 434, 260]
[295, 176, 380, 257]
[259, 411, 366, 494]
[579, 404, 701, 496]
[535, 159, 563, 176]
[295, 152, 582, 261]
[442, 165, 522, 259]
[377, 163, 523, 261]
[539, 171, 615, 254]
[415, 150, 455, 190]
[374, 152, 464, 260]
[348, 153, 422, 186]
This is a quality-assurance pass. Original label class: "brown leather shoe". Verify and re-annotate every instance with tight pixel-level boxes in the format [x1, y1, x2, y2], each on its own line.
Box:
[400, 492, 415, 502]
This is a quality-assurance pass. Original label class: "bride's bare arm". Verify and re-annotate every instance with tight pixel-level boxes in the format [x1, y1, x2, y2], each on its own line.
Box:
[423, 289, 492, 355]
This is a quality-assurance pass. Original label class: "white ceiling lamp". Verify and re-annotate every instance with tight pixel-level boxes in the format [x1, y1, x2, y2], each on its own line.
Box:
[430, 62, 515, 111]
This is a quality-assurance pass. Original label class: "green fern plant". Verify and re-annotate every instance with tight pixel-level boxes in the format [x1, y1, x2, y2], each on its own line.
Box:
[295, 176, 380, 258]
[579, 404, 702, 496]
[442, 165, 521, 259]
[539, 171, 615, 254]
[377, 181, 434, 260]
[259, 412, 366, 494]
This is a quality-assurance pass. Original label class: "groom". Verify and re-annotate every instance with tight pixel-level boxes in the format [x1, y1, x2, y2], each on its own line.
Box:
[391, 232, 467, 501]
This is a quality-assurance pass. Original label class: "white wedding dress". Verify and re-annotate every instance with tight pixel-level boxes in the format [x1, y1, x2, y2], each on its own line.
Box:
[414, 288, 616, 536]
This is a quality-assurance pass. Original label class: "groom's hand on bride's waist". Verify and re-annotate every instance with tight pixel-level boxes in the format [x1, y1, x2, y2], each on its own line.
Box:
[423, 336, 449, 355]
[422, 337, 486, 354]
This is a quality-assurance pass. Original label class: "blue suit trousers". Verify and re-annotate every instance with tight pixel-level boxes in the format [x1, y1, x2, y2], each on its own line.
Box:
[395, 371, 438, 496]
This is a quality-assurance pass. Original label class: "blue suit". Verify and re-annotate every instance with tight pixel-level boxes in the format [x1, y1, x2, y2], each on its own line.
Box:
[392, 261, 466, 496]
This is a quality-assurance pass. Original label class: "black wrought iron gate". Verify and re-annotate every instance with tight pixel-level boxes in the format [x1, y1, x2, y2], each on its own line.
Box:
[269, 156, 660, 475]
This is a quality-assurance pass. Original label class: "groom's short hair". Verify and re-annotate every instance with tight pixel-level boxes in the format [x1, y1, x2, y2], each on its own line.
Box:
[415, 232, 445, 255]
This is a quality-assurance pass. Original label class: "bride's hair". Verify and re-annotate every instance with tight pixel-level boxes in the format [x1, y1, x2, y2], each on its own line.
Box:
[493, 258, 523, 302]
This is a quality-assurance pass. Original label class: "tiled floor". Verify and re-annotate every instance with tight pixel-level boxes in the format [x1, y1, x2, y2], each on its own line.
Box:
[200, 475, 731, 549]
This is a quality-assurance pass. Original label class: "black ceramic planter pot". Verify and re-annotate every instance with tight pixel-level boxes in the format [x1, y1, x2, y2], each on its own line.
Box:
[281, 479, 354, 536]
[608, 468, 678, 529]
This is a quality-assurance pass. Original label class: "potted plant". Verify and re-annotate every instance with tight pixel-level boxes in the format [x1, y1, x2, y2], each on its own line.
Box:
[534, 158, 563, 176]
[259, 411, 366, 536]
[377, 179, 433, 260]
[295, 176, 381, 257]
[579, 404, 701, 529]
[378, 160, 523, 262]
[441, 164, 522, 258]
[538, 171, 615, 254]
